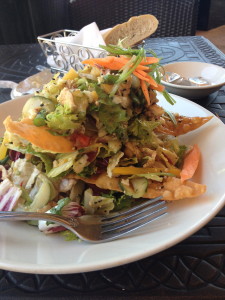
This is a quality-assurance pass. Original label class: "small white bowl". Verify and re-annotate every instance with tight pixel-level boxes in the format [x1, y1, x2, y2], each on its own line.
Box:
[161, 61, 225, 99]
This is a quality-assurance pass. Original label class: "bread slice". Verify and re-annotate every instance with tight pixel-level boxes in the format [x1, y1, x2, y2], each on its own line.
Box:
[103, 14, 158, 48]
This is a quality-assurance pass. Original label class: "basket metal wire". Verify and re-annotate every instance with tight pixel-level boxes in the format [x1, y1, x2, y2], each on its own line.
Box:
[37, 29, 107, 72]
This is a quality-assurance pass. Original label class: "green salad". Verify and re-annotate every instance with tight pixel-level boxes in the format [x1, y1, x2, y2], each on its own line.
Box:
[0, 45, 209, 238]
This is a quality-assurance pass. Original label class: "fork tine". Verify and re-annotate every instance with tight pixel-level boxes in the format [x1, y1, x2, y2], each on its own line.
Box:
[101, 204, 167, 241]
[101, 196, 162, 222]
[101, 197, 164, 227]
[101, 201, 167, 233]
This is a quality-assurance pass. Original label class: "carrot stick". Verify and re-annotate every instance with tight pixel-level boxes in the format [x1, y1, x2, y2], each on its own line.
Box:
[140, 57, 159, 65]
[135, 64, 150, 71]
[152, 84, 165, 92]
[135, 70, 158, 88]
[83, 56, 156, 72]
[133, 71, 148, 81]
[134, 69, 148, 77]
[180, 144, 201, 183]
[115, 56, 129, 64]
[82, 57, 114, 67]
[140, 80, 150, 106]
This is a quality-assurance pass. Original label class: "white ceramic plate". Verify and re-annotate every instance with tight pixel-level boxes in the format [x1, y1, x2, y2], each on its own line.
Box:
[0, 94, 225, 274]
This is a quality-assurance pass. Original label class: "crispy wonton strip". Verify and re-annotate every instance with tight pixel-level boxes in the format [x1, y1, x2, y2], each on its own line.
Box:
[156, 115, 213, 136]
[4, 116, 74, 153]
[68, 173, 206, 201]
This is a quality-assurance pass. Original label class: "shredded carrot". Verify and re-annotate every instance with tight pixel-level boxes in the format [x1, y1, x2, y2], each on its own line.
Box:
[140, 80, 150, 106]
[82, 57, 114, 68]
[133, 71, 148, 81]
[135, 64, 150, 71]
[180, 144, 201, 183]
[152, 84, 165, 92]
[140, 57, 159, 65]
[82, 55, 164, 104]
[134, 69, 158, 88]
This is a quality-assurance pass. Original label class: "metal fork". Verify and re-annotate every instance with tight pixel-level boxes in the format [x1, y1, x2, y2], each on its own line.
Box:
[0, 197, 167, 243]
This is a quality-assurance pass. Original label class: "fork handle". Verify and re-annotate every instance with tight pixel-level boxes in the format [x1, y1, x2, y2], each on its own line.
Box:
[0, 211, 77, 228]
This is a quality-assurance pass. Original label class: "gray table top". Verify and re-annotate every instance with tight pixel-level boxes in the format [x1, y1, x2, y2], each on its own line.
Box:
[0, 36, 225, 299]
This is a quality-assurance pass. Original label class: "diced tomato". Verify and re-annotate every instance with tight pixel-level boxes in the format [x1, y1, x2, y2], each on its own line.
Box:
[70, 133, 91, 148]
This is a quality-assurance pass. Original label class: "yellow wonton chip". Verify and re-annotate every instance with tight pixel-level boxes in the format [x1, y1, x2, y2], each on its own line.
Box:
[156, 115, 213, 136]
[4, 116, 74, 153]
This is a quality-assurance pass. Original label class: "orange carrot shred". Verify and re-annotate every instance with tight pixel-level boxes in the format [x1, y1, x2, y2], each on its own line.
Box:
[180, 144, 201, 183]
[140, 57, 159, 65]
[135, 65, 150, 71]
[152, 84, 165, 92]
[135, 70, 158, 88]
[140, 80, 151, 106]
[133, 71, 148, 81]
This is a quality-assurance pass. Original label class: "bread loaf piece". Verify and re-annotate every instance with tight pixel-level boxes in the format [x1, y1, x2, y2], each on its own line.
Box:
[103, 14, 158, 48]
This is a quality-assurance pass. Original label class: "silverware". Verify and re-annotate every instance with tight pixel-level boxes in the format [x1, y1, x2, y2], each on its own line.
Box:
[0, 197, 166, 243]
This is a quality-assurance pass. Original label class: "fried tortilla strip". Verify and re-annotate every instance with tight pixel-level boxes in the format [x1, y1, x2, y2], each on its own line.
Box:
[156, 115, 213, 136]
[68, 173, 206, 201]
[4, 116, 74, 153]
[147, 177, 206, 200]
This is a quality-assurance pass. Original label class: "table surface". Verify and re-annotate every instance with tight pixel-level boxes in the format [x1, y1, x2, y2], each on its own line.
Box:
[1, 36, 225, 300]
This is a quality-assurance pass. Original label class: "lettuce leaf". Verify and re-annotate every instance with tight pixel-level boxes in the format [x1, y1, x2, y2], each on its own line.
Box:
[7, 144, 53, 173]
[101, 190, 134, 211]
[83, 188, 114, 215]
[128, 119, 160, 145]
[60, 230, 79, 241]
[48, 152, 78, 178]
[46, 105, 81, 132]
[49, 197, 70, 215]
[77, 164, 97, 178]
[98, 104, 128, 135]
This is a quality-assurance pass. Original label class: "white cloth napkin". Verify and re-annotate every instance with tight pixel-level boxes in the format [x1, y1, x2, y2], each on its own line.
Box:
[47, 22, 110, 70]
[0, 81, 17, 89]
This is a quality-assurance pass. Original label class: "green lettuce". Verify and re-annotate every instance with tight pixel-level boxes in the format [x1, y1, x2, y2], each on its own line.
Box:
[6, 144, 53, 173]
[98, 104, 128, 135]
[128, 119, 160, 145]
[77, 163, 97, 178]
[60, 230, 79, 241]
[50, 197, 70, 215]
[83, 188, 114, 215]
[46, 105, 80, 132]
[47, 152, 78, 178]
[101, 191, 134, 211]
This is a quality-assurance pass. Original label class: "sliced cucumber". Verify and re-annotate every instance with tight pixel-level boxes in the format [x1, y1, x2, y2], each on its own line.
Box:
[29, 174, 51, 211]
[132, 178, 148, 198]
[120, 177, 148, 198]
[22, 96, 55, 119]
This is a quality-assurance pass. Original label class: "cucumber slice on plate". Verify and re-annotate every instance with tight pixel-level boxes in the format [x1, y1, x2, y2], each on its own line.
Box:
[22, 96, 55, 119]
[29, 174, 52, 211]
[120, 177, 148, 198]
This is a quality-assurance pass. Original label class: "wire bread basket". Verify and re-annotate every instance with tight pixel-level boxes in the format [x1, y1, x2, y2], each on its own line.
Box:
[38, 29, 107, 73]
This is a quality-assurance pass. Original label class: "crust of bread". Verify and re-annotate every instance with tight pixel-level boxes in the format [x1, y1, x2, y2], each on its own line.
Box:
[68, 173, 206, 201]
[103, 14, 158, 48]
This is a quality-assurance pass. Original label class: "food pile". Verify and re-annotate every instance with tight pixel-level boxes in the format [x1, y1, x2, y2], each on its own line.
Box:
[0, 45, 212, 237]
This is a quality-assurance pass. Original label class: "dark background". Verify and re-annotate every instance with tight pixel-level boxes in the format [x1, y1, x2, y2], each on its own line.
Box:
[0, 0, 225, 45]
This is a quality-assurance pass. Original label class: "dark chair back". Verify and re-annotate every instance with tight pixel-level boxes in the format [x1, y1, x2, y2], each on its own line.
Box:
[69, 0, 199, 37]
